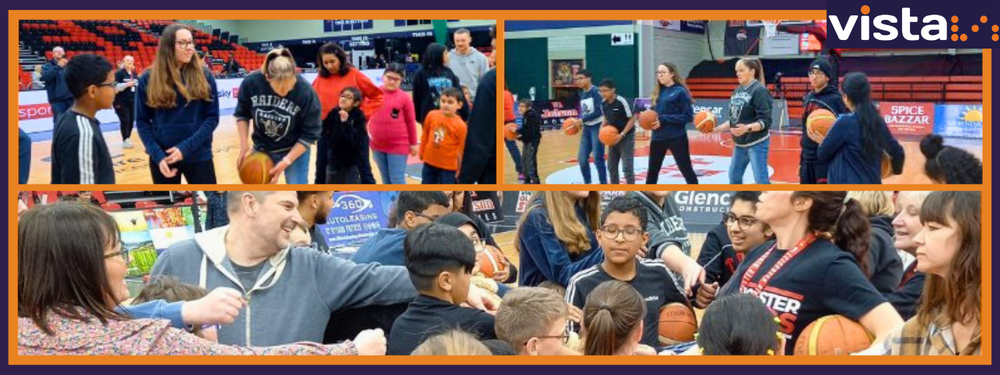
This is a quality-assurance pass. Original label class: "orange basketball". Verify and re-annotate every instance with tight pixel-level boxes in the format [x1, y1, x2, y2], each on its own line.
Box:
[793, 315, 873, 356]
[694, 110, 717, 133]
[562, 118, 581, 136]
[504, 123, 519, 141]
[638, 110, 659, 130]
[599, 126, 620, 146]
[807, 109, 837, 137]
[881, 151, 893, 178]
[239, 151, 274, 184]
[658, 303, 698, 345]
[476, 245, 507, 279]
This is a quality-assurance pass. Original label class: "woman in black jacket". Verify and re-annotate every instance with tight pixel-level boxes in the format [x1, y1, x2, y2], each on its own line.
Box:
[113, 55, 138, 149]
[411, 43, 469, 123]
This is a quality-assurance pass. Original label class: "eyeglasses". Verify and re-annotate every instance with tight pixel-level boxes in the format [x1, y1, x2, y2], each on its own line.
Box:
[96, 82, 116, 89]
[527, 326, 571, 345]
[724, 213, 759, 232]
[414, 212, 439, 221]
[175, 40, 195, 49]
[656, 70, 670, 76]
[599, 226, 643, 242]
[104, 249, 130, 265]
[383, 74, 402, 82]
[470, 237, 485, 250]
[200, 324, 221, 331]
[339, 93, 356, 100]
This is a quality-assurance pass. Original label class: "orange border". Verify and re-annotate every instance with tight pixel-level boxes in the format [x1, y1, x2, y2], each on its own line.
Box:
[10, 9, 991, 365]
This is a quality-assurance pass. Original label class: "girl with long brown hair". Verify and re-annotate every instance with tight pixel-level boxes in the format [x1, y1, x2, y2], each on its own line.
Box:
[718, 191, 903, 354]
[516, 191, 603, 287]
[581, 280, 646, 355]
[646, 62, 697, 184]
[135, 23, 219, 184]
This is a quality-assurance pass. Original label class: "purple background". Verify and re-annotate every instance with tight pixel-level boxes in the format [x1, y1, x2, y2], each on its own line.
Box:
[9, 0, 994, 369]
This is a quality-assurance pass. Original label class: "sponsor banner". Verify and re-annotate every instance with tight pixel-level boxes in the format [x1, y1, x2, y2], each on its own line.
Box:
[533, 100, 580, 129]
[318, 191, 391, 249]
[933, 104, 984, 139]
[879, 102, 935, 136]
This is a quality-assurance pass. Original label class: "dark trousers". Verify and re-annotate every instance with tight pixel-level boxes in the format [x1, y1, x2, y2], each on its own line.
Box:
[114, 98, 135, 141]
[150, 159, 217, 184]
[327, 165, 361, 184]
[317, 137, 376, 184]
[521, 139, 540, 184]
[800, 160, 829, 184]
[422, 163, 457, 184]
[647, 134, 699, 184]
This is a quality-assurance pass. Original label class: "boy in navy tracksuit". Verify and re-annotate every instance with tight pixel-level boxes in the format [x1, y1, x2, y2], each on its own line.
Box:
[575, 69, 606, 184]
[800, 58, 848, 184]
[517, 99, 542, 184]
[51, 54, 117, 184]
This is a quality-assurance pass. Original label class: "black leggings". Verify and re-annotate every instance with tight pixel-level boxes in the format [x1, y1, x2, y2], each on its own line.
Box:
[114, 99, 134, 140]
[150, 159, 217, 184]
[647, 134, 698, 184]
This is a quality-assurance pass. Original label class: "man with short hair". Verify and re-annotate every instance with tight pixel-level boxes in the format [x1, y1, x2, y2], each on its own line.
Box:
[296, 191, 335, 253]
[41, 46, 73, 128]
[447, 28, 489, 100]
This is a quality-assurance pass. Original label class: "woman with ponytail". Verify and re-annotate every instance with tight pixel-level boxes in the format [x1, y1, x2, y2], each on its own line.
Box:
[809, 72, 905, 184]
[233, 48, 322, 184]
[712, 58, 773, 184]
[135, 24, 220, 184]
[718, 191, 903, 354]
[581, 280, 646, 356]
[516, 191, 604, 287]
[919, 134, 983, 184]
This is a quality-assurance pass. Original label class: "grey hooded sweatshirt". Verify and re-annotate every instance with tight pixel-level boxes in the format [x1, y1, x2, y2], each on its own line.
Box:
[150, 226, 417, 347]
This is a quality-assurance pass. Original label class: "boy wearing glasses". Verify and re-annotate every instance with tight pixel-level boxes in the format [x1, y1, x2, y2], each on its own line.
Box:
[51, 54, 117, 184]
[695, 191, 773, 309]
[496, 287, 580, 355]
[565, 197, 689, 348]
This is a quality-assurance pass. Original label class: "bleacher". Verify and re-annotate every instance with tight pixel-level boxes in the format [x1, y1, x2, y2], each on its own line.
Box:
[18, 19, 267, 90]
[687, 75, 984, 121]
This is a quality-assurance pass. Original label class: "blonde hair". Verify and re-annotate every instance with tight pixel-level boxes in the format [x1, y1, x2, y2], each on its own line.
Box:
[262, 48, 296, 83]
[496, 287, 569, 353]
[146, 24, 212, 108]
[847, 191, 895, 217]
[737, 58, 766, 85]
[411, 330, 492, 355]
[516, 191, 601, 255]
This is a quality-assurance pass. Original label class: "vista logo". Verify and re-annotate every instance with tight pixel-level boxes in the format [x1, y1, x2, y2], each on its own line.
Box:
[830, 6, 947, 41]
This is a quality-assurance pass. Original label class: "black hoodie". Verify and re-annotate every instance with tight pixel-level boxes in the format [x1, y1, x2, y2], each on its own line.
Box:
[866, 215, 904, 294]
[800, 84, 848, 162]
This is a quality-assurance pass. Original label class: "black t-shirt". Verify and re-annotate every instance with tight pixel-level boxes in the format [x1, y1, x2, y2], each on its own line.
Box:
[718, 239, 886, 355]
[230, 261, 265, 291]
[566, 259, 689, 347]
[697, 222, 743, 286]
[388, 295, 497, 355]
[601, 95, 634, 135]
[51, 111, 115, 184]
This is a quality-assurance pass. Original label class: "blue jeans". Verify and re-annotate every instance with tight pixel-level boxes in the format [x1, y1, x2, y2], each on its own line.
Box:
[422, 163, 457, 184]
[505, 139, 523, 174]
[578, 125, 607, 184]
[729, 138, 771, 184]
[267, 148, 311, 185]
[19, 128, 31, 184]
[373, 150, 408, 184]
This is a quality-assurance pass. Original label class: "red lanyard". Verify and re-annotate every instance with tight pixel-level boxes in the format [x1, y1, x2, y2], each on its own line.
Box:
[741, 233, 817, 294]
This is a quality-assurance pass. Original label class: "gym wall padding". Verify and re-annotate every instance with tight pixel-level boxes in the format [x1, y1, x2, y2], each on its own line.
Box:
[585, 33, 639, 100]
[506, 37, 550, 101]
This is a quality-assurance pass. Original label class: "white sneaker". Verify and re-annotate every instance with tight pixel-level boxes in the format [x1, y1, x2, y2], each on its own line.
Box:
[123, 139, 133, 149]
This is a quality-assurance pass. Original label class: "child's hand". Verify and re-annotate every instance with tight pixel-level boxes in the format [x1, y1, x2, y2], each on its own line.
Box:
[492, 259, 511, 282]
[695, 282, 719, 309]
[339, 110, 349, 122]
[567, 304, 583, 324]
[409, 145, 418, 157]
[807, 128, 826, 144]
[353, 329, 387, 356]
[730, 124, 749, 137]
[181, 287, 246, 326]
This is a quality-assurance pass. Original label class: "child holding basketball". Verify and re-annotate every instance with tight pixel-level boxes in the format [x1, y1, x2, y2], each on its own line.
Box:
[388, 223, 497, 355]
[881, 191, 981, 355]
[496, 287, 580, 356]
[574, 69, 607, 184]
[712, 58, 772, 184]
[419, 88, 467, 184]
[51, 54, 117, 184]
[516, 191, 604, 287]
[136, 24, 220, 184]
[599, 79, 636, 184]
[581, 280, 653, 355]
[799, 58, 848, 184]
[518, 98, 542, 184]
[322, 87, 369, 184]
[234, 48, 322, 184]
[369, 64, 418, 184]
[717, 191, 904, 355]
[647, 63, 697, 184]
[566, 197, 689, 348]
[809, 72, 905, 184]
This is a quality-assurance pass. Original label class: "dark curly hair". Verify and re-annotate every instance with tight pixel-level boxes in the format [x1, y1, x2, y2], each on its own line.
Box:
[920, 134, 983, 184]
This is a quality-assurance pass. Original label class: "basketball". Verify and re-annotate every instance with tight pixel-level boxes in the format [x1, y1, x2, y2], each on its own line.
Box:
[807, 109, 837, 137]
[793, 315, 873, 356]
[599, 126, 620, 146]
[239, 151, 274, 184]
[562, 118, 581, 136]
[881, 151, 893, 178]
[504, 123, 519, 141]
[694, 110, 717, 133]
[658, 303, 698, 345]
[476, 245, 508, 279]
[638, 110, 659, 130]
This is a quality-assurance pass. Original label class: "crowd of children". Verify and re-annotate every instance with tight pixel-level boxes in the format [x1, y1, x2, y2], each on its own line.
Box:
[17, 189, 981, 356]
[44, 23, 496, 185]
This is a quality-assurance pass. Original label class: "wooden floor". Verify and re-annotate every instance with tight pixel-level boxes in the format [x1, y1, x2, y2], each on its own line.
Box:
[26, 116, 424, 184]
[503, 129, 983, 185]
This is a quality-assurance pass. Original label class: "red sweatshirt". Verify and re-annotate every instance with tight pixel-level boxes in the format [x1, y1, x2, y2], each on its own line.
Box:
[368, 87, 417, 155]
